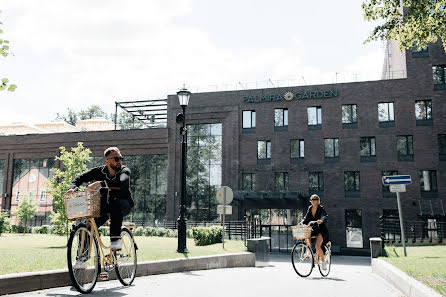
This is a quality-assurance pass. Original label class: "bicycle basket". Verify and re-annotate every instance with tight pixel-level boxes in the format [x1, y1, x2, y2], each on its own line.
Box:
[292, 225, 312, 239]
[64, 189, 101, 220]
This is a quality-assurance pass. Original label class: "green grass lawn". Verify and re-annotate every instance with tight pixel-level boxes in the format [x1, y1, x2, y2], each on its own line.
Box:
[382, 245, 446, 295]
[0, 234, 247, 275]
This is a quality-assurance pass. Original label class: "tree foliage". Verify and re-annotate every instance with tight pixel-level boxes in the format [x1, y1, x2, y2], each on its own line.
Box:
[17, 195, 36, 233]
[362, 0, 446, 52]
[0, 10, 17, 92]
[47, 142, 91, 232]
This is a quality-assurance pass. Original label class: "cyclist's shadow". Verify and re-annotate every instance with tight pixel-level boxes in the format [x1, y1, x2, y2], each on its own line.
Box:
[307, 276, 346, 281]
[47, 285, 131, 297]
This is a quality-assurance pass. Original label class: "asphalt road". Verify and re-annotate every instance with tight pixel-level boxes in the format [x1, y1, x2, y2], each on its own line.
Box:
[7, 254, 404, 297]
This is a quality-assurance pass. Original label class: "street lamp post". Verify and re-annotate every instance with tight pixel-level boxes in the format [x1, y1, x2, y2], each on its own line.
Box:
[176, 86, 191, 253]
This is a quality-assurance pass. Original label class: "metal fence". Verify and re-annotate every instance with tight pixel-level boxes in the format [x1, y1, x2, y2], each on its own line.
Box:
[380, 217, 446, 244]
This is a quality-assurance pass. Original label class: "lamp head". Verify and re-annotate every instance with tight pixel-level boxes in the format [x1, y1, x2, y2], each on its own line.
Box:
[177, 86, 191, 107]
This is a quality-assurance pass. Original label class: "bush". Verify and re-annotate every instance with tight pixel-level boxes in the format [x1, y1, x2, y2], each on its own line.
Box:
[191, 226, 223, 246]
[11, 225, 31, 234]
[134, 226, 145, 236]
[0, 211, 10, 235]
[31, 225, 51, 234]
[49, 212, 70, 235]
[98, 226, 110, 236]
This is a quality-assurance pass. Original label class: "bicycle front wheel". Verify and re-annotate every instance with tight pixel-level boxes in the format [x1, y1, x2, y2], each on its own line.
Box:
[67, 223, 100, 294]
[291, 242, 314, 277]
[115, 227, 137, 286]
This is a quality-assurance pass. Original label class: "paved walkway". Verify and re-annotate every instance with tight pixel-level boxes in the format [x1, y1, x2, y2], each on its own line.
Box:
[7, 254, 404, 297]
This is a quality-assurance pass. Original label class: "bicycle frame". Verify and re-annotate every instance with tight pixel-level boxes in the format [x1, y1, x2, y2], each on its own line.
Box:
[78, 218, 136, 269]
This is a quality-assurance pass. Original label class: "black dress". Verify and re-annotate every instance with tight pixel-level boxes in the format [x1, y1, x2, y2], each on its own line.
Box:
[301, 205, 330, 250]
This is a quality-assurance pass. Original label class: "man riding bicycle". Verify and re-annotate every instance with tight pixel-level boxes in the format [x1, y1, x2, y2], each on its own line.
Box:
[67, 147, 134, 255]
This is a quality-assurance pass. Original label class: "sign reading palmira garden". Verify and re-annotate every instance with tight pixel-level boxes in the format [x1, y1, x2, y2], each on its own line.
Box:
[242, 90, 338, 103]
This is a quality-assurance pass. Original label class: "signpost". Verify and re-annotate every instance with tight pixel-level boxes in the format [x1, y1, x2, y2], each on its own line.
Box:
[216, 186, 233, 248]
[382, 175, 412, 256]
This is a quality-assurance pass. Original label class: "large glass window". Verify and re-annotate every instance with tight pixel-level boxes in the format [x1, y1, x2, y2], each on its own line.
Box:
[360, 137, 376, 156]
[11, 158, 55, 223]
[345, 209, 363, 248]
[290, 139, 304, 159]
[274, 108, 288, 127]
[378, 102, 394, 122]
[0, 159, 4, 198]
[275, 172, 289, 191]
[242, 173, 256, 190]
[242, 110, 256, 129]
[432, 65, 446, 85]
[419, 170, 437, 192]
[309, 172, 324, 191]
[124, 155, 168, 224]
[342, 104, 357, 124]
[257, 141, 271, 160]
[415, 100, 432, 120]
[307, 107, 322, 126]
[187, 123, 222, 221]
[324, 138, 339, 158]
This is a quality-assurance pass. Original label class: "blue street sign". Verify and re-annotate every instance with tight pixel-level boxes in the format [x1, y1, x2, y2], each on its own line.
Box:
[382, 175, 412, 186]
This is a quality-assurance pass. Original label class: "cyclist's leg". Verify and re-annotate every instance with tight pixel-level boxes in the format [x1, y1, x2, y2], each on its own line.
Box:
[315, 234, 325, 262]
[109, 199, 124, 243]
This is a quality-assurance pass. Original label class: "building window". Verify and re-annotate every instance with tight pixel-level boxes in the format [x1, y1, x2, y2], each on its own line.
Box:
[39, 190, 47, 202]
[275, 172, 289, 190]
[420, 170, 437, 197]
[242, 173, 256, 190]
[412, 42, 428, 58]
[433, 65, 446, 90]
[309, 172, 324, 194]
[242, 110, 256, 131]
[381, 171, 398, 198]
[307, 106, 322, 130]
[345, 209, 363, 248]
[274, 108, 288, 131]
[0, 159, 4, 198]
[342, 104, 357, 128]
[397, 135, 414, 161]
[415, 100, 433, 125]
[439, 134, 446, 161]
[344, 171, 360, 197]
[257, 140, 271, 164]
[324, 138, 339, 161]
[360, 137, 376, 162]
[290, 139, 304, 163]
[15, 190, 21, 202]
[378, 102, 395, 127]
[186, 123, 222, 221]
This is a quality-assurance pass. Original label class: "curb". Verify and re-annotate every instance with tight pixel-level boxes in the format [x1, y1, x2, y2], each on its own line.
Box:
[372, 258, 444, 297]
[0, 252, 255, 295]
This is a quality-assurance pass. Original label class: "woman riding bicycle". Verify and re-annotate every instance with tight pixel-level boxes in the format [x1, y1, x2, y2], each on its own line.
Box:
[301, 194, 329, 268]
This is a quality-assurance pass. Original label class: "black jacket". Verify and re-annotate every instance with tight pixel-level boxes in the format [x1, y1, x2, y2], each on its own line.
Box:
[69, 165, 134, 207]
[301, 205, 328, 225]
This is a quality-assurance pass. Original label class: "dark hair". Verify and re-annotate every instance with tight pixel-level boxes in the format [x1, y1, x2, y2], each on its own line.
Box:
[104, 147, 120, 158]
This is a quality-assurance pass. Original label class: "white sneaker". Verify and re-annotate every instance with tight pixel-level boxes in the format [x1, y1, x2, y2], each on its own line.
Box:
[73, 259, 88, 269]
[110, 239, 122, 250]
[320, 260, 327, 270]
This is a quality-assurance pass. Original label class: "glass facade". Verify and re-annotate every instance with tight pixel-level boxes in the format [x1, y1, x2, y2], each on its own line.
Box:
[187, 123, 222, 221]
[0, 159, 4, 198]
[11, 158, 56, 222]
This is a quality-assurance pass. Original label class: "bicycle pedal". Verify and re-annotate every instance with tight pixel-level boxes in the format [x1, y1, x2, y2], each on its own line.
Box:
[99, 272, 109, 281]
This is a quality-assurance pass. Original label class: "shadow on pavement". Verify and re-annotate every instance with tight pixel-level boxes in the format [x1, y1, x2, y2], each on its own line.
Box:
[268, 253, 372, 267]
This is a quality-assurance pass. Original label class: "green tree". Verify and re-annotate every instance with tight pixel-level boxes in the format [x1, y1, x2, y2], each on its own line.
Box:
[56, 108, 78, 126]
[47, 142, 91, 234]
[362, 0, 446, 52]
[0, 10, 17, 92]
[78, 105, 107, 120]
[0, 210, 10, 235]
[17, 195, 36, 234]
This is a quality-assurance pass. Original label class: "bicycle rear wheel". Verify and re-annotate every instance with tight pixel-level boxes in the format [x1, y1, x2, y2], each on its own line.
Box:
[67, 223, 100, 294]
[291, 242, 314, 277]
[115, 227, 137, 286]
[318, 245, 331, 277]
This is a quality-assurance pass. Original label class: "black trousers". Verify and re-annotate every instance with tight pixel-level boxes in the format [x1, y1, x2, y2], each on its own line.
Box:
[95, 198, 131, 241]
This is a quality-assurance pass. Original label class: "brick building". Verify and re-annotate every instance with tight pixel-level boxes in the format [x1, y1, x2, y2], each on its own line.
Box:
[1, 40, 445, 251]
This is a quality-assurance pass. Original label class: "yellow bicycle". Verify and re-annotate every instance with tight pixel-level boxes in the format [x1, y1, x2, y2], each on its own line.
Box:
[291, 223, 331, 277]
[65, 188, 138, 294]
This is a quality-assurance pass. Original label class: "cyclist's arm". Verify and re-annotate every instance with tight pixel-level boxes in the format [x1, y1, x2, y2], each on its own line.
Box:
[300, 206, 311, 225]
[68, 167, 102, 190]
[319, 205, 328, 223]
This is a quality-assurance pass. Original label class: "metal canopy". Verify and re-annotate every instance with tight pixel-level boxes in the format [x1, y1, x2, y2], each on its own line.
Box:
[114, 99, 167, 129]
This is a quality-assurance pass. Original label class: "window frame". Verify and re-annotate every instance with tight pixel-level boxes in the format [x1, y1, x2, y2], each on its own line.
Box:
[344, 171, 360, 197]
[415, 100, 433, 125]
[307, 106, 322, 129]
[378, 102, 395, 127]
[290, 139, 304, 161]
[257, 140, 271, 162]
[360, 137, 376, 162]
[242, 110, 256, 130]
[275, 172, 289, 191]
[397, 135, 414, 161]
[242, 173, 256, 190]
[309, 172, 324, 192]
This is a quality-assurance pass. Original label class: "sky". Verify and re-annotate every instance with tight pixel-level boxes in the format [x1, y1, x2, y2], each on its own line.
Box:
[0, 0, 385, 125]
